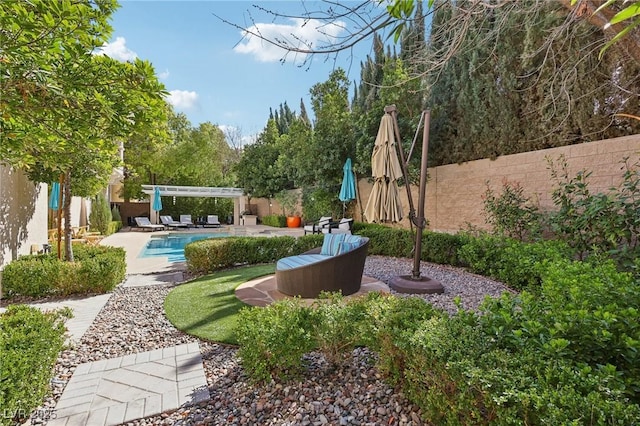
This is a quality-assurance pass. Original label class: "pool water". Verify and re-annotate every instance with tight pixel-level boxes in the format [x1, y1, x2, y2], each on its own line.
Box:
[138, 232, 230, 263]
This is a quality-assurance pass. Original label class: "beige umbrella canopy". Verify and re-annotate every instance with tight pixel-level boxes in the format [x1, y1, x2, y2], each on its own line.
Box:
[364, 114, 404, 223]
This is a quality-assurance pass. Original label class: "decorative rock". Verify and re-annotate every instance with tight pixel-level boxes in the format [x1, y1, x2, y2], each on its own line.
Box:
[22, 257, 510, 426]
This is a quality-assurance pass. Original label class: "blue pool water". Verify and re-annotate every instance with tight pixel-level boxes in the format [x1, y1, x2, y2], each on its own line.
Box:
[138, 232, 230, 263]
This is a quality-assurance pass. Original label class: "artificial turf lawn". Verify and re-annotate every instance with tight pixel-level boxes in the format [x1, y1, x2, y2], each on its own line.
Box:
[164, 264, 275, 345]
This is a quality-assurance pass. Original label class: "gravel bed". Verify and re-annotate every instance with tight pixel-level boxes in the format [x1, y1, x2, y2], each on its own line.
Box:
[29, 256, 511, 425]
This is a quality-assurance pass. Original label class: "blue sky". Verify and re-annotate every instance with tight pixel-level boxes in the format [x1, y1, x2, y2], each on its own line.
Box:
[100, 1, 383, 142]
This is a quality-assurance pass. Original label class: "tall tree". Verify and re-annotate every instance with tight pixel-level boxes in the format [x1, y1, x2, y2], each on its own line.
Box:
[1, 0, 169, 260]
[304, 68, 354, 191]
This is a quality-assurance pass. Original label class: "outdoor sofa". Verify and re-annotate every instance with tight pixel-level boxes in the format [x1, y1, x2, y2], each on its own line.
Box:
[275, 233, 369, 298]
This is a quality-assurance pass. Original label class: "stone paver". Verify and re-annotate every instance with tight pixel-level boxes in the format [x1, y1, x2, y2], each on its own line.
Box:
[47, 343, 208, 426]
[0, 293, 112, 345]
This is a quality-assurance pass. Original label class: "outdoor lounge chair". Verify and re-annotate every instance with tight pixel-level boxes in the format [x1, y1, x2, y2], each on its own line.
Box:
[179, 214, 195, 227]
[134, 217, 165, 232]
[160, 215, 187, 229]
[275, 234, 369, 298]
[303, 216, 332, 235]
[203, 215, 221, 227]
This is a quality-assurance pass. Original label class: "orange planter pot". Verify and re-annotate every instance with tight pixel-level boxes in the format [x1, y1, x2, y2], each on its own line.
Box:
[286, 216, 301, 228]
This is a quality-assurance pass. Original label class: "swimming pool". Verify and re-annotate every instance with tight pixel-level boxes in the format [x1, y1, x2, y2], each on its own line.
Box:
[138, 232, 230, 263]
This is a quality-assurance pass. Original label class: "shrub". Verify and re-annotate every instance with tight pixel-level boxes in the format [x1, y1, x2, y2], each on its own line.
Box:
[422, 231, 469, 266]
[310, 292, 370, 366]
[111, 205, 122, 224]
[356, 224, 413, 257]
[185, 234, 323, 274]
[261, 214, 287, 227]
[0, 305, 69, 426]
[1, 246, 125, 298]
[547, 155, 640, 269]
[0, 257, 61, 297]
[358, 294, 441, 386]
[458, 235, 572, 290]
[483, 179, 543, 241]
[107, 220, 122, 235]
[236, 298, 315, 383]
[89, 192, 111, 235]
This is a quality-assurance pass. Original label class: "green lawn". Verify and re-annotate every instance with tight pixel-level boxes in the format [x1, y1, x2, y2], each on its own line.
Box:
[164, 264, 275, 345]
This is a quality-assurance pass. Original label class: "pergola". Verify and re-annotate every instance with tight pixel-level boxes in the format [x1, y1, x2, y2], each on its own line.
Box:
[141, 185, 245, 225]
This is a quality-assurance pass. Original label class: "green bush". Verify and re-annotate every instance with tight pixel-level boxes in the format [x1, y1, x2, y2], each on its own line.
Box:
[236, 298, 315, 383]
[356, 224, 414, 257]
[483, 179, 543, 241]
[261, 214, 287, 227]
[422, 231, 468, 266]
[547, 156, 640, 269]
[458, 235, 572, 290]
[0, 305, 69, 426]
[0, 257, 61, 297]
[185, 234, 323, 274]
[107, 220, 122, 235]
[89, 192, 111, 235]
[2, 246, 125, 298]
[310, 292, 370, 366]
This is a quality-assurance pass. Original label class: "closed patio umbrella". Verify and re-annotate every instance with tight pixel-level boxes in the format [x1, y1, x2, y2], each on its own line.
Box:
[49, 181, 60, 210]
[339, 158, 356, 216]
[364, 113, 404, 223]
[152, 186, 162, 223]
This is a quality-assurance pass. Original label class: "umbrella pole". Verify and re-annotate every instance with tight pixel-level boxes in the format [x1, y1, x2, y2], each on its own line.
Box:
[389, 109, 444, 294]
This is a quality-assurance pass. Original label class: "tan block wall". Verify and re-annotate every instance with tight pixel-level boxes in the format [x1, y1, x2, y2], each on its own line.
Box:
[355, 134, 640, 233]
[0, 167, 49, 270]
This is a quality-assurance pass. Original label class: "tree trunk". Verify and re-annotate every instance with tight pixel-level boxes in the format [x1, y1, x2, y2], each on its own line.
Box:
[63, 169, 74, 262]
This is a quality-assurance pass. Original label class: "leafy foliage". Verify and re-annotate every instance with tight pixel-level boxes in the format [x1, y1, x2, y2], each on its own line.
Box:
[547, 155, 640, 269]
[89, 192, 112, 235]
[2, 245, 125, 298]
[236, 298, 315, 383]
[483, 179, 543, 241]
[0, 305, 68, 426]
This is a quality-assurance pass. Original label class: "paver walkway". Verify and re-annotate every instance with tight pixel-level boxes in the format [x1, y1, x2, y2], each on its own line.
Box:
[48, 343, 208, 426]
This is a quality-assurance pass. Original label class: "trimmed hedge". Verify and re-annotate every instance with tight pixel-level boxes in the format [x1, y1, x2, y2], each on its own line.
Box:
[0, 305, 69, 426]
[185, 234, 324, 274]
[1, 245, 126, 299]
[261, 215, 287, 228]
[185, 223, 470, 274]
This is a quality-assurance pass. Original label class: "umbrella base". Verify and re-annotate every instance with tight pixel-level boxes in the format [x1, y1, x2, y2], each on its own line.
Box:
[389, 275, 444, 294]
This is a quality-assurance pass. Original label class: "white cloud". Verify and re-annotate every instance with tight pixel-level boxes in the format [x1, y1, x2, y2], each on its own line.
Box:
[158, 69, 170, 80]
[167, 90, 199, 109]
[234, 18, 345, 63]
[95, 37, 138, 62]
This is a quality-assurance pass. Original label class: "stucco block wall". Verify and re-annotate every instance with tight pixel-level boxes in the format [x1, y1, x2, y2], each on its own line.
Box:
[0, 167, 49, 269]
[356, 134, 640, 233]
